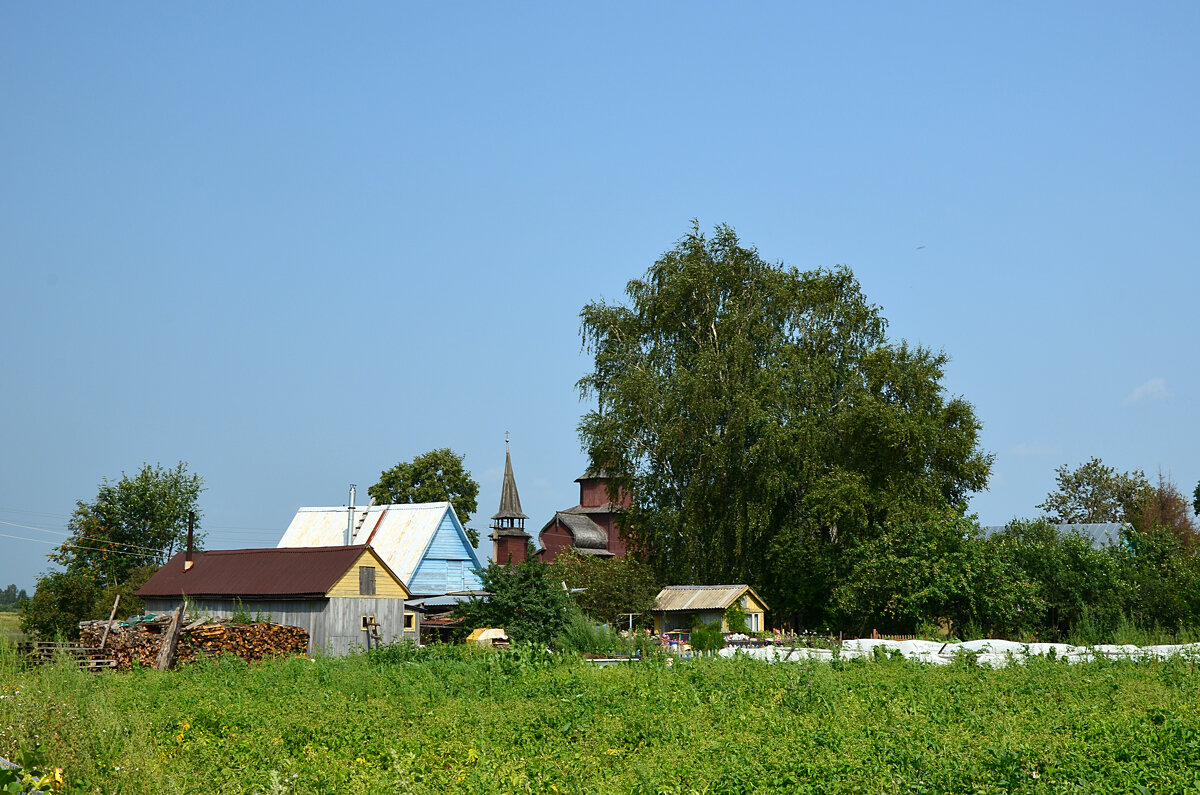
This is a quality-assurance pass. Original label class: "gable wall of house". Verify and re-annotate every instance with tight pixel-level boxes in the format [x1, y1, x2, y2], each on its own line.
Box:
[537, 519, 575, 562]
[325, 549, 409, 599]
[407, 513, 483, 594]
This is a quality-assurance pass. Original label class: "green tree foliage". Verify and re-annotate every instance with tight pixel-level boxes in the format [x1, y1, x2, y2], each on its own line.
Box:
[22, 462, 202, 640]
[831, 510, 1042, 638]
[991, 519, 1126, 640]
[0, 584, 29, 610]
[1193, 479, 1200, 517]
[453, 557, 575, 647]
[550, 550, 660, 628]
[1120, 524, 1200, 631]
[52, 461, 205, 585]
[577, 223, 992, 627]
[1037, 457, 1151, 524]
[369, 448, 481, 546]
[19, 570, 97, 640]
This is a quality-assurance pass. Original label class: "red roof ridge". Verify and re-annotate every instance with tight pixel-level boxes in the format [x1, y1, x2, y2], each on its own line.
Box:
[200, 544, 369, 556]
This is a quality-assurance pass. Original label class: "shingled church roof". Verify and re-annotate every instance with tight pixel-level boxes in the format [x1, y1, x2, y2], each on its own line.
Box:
[491, 445, 529, 521]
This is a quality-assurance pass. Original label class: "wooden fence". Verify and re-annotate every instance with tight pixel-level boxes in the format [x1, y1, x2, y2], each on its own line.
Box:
[15, 641, 116, 671]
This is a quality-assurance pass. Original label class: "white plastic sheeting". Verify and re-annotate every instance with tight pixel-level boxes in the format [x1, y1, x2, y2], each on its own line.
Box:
[718, 639, 1200, 667]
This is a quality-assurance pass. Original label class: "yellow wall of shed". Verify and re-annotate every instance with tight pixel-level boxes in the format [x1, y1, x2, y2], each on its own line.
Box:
[741, 591, 768, 614]
[325, 550, 410, 599]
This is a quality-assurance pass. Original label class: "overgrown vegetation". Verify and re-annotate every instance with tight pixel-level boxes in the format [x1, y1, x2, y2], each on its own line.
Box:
[0, 584, 29, 611]
[21, 462, 203, 640]
[3, 642, 1200, 793]
[550, 550, 659, 629]
[453, 557, 575, 646]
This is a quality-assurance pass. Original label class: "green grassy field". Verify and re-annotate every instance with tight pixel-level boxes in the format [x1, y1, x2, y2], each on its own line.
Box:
[0, 611, 23, 643]
[2, 643, 1200, 794]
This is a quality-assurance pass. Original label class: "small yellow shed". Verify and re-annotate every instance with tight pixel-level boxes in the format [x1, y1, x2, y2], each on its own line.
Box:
[651, 585, 769, 634]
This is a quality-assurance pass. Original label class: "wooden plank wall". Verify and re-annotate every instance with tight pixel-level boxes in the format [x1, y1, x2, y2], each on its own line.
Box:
[408, 511, 483, 595]
[143, 597, 419, 656]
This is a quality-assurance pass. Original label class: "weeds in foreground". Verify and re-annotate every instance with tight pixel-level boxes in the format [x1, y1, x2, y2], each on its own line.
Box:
[1, 637, 1200, 793]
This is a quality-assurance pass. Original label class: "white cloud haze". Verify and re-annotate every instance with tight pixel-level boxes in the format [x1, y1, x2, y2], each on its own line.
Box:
[1123, 378, 1172, 405]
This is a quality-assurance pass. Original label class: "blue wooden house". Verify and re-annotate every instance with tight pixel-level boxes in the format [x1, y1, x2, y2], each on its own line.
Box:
[277, 502, 484, 596]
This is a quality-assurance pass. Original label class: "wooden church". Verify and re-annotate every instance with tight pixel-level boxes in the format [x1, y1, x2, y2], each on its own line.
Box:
[489, 444, 630, 564]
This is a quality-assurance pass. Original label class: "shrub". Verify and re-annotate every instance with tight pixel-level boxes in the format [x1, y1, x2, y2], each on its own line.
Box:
[454, 557, 574, 647]
[724, 599, 749, 634]
[556, 613, 631, 656]
[689, 621, 725, 653]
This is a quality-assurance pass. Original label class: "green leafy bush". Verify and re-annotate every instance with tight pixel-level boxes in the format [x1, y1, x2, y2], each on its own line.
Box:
[723, 599, 749, 634]
[689, 621, 725, 653]
[453, 557, 574, 647]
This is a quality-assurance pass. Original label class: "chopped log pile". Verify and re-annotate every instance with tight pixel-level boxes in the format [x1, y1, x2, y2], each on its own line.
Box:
[77, 615, 309, 670]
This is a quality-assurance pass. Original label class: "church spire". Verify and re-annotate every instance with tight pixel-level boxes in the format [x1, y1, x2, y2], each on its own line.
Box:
[490, 437, 531, 565]
[491, 439, 529, 521]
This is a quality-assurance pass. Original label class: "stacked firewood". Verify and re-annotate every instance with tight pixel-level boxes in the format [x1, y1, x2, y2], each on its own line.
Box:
[78, 616, 309, 670]
[178, 621, 309, 664]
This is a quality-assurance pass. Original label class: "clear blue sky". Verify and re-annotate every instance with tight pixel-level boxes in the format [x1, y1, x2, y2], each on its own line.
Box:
[3, 4, 1197, 593]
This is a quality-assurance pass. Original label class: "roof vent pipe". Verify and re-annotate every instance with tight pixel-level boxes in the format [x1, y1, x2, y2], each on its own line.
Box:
[183, 511, 195, 572]
[345, 484, 357, 546]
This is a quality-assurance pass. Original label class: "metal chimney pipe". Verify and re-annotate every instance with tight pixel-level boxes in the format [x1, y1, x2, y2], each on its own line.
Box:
[345, 484, 357, 545]
[183, 511, 195, 572]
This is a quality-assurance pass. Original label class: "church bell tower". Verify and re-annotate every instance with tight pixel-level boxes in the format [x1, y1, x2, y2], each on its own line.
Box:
[490, 438, 531, 564]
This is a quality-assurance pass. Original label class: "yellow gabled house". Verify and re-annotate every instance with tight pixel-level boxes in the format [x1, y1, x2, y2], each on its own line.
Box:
[652, 585, 769, 634]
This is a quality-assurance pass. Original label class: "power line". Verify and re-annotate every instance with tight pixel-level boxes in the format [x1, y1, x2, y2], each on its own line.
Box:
[0, 511, 73, 523]
[206, 524, 282, 532]
[0, 531, 159, 561]
[0, 519, 70, 537]
[0, 519, 170, 556]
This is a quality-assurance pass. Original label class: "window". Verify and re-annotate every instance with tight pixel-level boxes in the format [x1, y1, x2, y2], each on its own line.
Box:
[359, 566, 376, 595]
[403, 612, 415, 631]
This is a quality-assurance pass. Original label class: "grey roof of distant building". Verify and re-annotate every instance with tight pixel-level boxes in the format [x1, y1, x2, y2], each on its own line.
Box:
[982, 522, 1128, 548]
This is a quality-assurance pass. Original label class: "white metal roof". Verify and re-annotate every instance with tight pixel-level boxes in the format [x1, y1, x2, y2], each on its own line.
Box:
[277, 502, 459, 585]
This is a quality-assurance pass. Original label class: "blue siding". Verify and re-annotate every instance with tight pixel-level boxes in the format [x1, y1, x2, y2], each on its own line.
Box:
[407, 508, 484, 595]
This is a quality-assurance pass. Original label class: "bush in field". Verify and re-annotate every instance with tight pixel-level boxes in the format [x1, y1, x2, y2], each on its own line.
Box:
[557, 613, 631, 656]
[19, 570, 97, 640]
[551, 549, 660, 628]
[689, 620, 725, 653]
[454, 557, 574, 647]
[831, 509, 1043, 638]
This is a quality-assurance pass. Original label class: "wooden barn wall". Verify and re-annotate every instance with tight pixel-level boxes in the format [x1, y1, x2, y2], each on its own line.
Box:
[537, 521, 574, 562]
[320, 597, 417, 655]
[142, 597, 419, 656]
